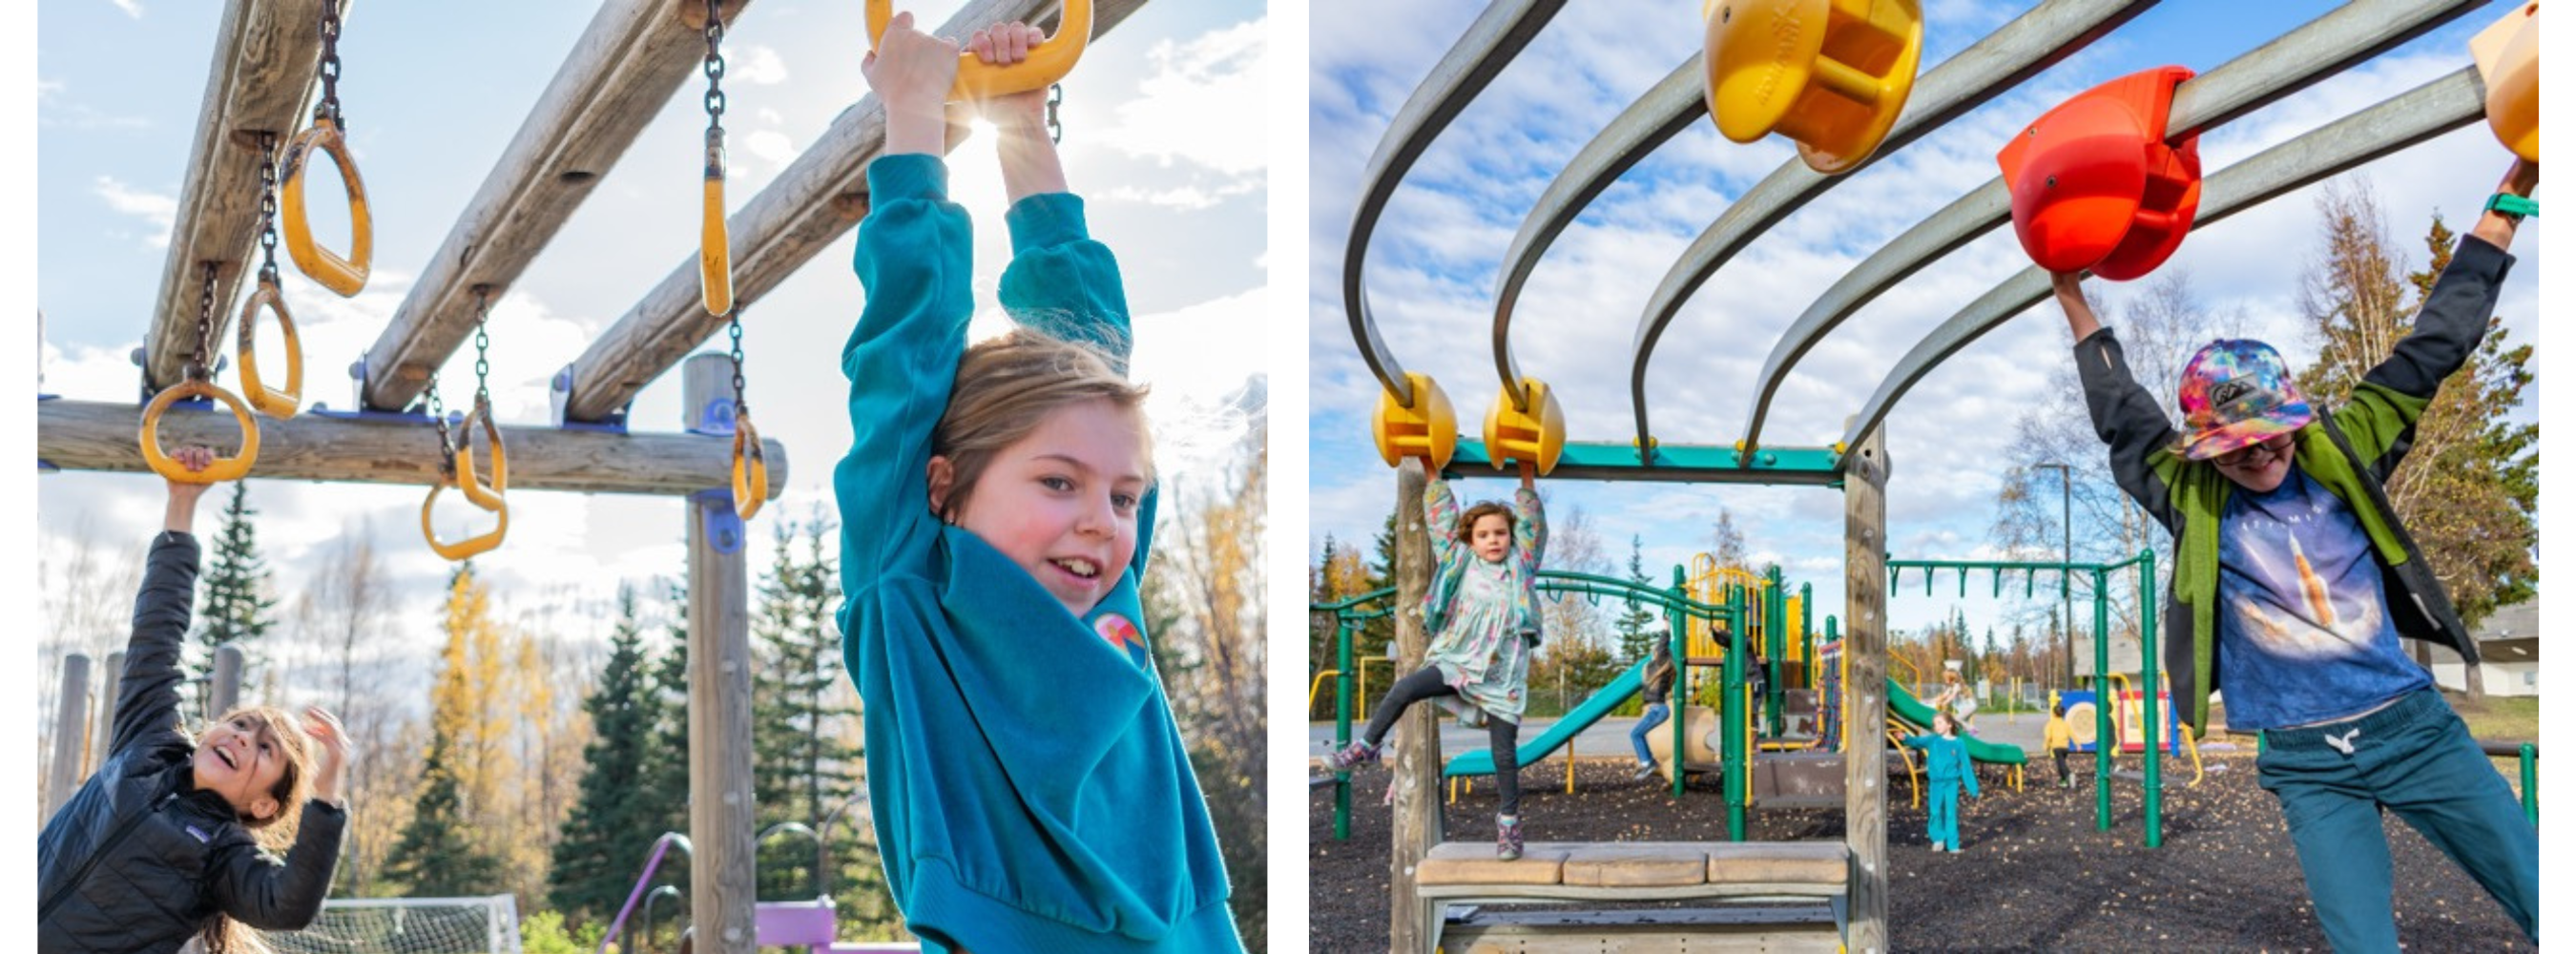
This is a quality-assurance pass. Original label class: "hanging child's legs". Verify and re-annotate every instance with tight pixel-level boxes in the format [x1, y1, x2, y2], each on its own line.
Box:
[2260, 743, 2403, 951]
[2376, 695, 2539, 941]
[1488, 715, 1524, 818]
[1360, 666, 1455, 748]
[1629, 703, 1670, 767]
[2259, 688, 2537, 948]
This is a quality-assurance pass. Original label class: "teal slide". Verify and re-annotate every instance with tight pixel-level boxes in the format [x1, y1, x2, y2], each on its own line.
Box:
[1444, 657, 1649, 778]
[1885, 677, 2026, 765]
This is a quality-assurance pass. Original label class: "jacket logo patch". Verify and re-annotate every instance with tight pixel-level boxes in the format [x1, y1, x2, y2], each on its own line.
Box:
[185, 824, 212, 843]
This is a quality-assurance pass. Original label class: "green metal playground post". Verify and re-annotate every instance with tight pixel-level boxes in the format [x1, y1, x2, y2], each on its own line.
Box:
[2140, 549, 2161, 848]
[1671, 566, 1690, 800]
[2523, 744, 2538, 826]
[2093, 568, 2112, 832]
[1798, 581, 1814, 695]
[1765, 565, 1786, 737]
[1725, 580, 1747, 841]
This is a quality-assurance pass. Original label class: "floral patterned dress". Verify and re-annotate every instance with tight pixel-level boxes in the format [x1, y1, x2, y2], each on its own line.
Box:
[1421, 477, 1548, 725]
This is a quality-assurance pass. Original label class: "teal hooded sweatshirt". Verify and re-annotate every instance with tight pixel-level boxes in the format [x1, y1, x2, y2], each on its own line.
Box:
[835, 155, 1241, 953]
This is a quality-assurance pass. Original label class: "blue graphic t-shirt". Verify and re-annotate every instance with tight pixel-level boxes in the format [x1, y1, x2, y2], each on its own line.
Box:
[2213, 467, 2428, 730]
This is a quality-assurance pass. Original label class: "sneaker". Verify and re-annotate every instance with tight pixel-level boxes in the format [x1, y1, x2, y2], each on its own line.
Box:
[1930, 840, 1945, 852]
[1631, 761, 1660, 781]
[1948, 843, 1965, 854]
[1497, 815, 1525, 861]
[1323, 740, 1381, 772]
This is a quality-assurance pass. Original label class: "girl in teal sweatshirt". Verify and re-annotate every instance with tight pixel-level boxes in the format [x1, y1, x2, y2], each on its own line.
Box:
[834, 15, 1240, 953]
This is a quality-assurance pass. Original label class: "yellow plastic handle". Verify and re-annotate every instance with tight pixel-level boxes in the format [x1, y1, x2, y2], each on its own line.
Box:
[422, 481, 509, 561]
[1482, 377, 1567, 475]
[280, 118, 374, 297]
[236, 279, 303, 419]
[1370, 372, 1457, 471]
[732, 412, 768, 521]
[865, 0, 1092, 101]
[701, 138, 734, 316]
[138, 380, 261, 484]
[453, 400, 509, 510]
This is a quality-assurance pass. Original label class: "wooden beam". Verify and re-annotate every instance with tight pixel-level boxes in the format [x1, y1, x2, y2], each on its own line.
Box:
[146, 0, 337, 393]
[357, 0, 754, 412]
[684, 367, 757, 954]
[1840, 420, 1890, 954]
[38, 399, 788, 497]
[557, 0, 1151, 424]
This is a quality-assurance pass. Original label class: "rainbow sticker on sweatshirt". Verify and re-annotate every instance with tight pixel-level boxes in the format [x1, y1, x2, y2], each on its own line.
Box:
[1095, 612, 1150, 669]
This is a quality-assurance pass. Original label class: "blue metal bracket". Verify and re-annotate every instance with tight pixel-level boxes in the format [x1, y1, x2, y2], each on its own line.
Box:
[691, 487, 747, 555]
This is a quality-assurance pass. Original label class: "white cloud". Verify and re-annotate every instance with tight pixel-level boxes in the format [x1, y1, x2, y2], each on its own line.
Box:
[729, 45, 789, 86]
[93, 176, 176, 248]
[1095, 19, 1265, 178]
[108, 0, 141, 18]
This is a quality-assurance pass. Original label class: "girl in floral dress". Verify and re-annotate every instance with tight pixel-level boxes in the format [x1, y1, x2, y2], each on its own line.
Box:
[1328, 460, 1548, 859]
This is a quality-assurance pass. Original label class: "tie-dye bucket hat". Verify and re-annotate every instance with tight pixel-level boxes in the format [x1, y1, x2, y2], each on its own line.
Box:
[2173, 339, 2314, 460]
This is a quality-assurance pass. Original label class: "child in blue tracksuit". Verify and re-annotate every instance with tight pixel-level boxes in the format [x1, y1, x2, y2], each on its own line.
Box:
[834, 14, 1240, 953]
[2051, 156, 2537, 950]
[1901, 712, 1980, 852]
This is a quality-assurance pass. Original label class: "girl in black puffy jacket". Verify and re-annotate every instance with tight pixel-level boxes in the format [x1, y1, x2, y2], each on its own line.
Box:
[36, 446, 351, 954]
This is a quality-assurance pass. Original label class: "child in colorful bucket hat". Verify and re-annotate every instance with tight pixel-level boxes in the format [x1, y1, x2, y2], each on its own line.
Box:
[2048, 156, 2537, 952]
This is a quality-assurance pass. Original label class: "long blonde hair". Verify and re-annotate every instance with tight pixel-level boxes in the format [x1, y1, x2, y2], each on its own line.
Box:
[931, 327, 1153, 520]
[196, 706, 317, 954]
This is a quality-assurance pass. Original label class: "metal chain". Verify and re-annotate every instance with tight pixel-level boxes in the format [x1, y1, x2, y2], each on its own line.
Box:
[727, 307, 748, 420]
[256, 133, 281, 285]
[472, 286, 494, 412]
[316, 0, 344, 129]
[424, 371, 453, 467]
[192, 263, 218, 381]
[1046, 83, 1064, 144]
[703, 0, 727, 140]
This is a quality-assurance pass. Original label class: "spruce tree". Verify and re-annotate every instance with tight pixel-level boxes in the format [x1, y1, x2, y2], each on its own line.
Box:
[645, 580, 695, 841]
[548, 587, 658, 927]
[1615, 535, 1658, 662]
[386, 731, 505, 895]
[749, 518, 866, 908]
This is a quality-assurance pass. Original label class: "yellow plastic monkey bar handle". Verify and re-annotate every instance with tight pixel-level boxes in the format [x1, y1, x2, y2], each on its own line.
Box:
[453, 400, 510, 510]
[1482, 377, 1567, 475]
[2468, 2, 2538, 162]
[236, 279, 303, 419]
[1370, 371, 1457, 471]
[280, 118, 374, 297]
[139, 380, 261, 484]
[422, 480, 509, 561]
[865, 0, 1092, 102]
[733, 412, 768, 521]
[701, 143, 734, 316]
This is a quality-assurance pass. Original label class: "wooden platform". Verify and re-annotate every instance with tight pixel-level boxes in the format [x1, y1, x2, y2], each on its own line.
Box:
[1414, 840, 1848, 953]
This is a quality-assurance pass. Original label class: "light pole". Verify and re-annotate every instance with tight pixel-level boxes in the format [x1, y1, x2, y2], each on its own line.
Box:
[2034, 463, 2074, 690]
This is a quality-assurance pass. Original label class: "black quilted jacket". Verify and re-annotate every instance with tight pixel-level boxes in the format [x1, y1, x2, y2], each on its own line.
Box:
[35, 531, 345, 954]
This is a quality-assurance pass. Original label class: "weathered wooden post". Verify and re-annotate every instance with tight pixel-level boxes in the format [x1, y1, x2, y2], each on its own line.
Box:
[1388, 459, 1439, 954]
[45, 653, 93, 820]
[210, 644, 244, 717]
[97, 652, 125, 776]
[1842, 421, 1890, 953]
[683, 352, 756, 954]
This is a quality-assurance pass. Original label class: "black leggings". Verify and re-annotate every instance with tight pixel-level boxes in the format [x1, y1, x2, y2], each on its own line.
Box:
[1362, 666, 1524, 816]
[2052, 748, 2069, 782]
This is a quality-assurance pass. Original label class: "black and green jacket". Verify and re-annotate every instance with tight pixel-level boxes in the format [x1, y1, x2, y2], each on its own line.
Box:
[2073, 236, 2513, 736]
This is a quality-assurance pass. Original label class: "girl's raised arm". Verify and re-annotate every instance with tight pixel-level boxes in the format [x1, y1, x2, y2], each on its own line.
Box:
[1421, 463, 1463, 567]
[1513, 461, 1547, 567]
[110, 450, 218, 758]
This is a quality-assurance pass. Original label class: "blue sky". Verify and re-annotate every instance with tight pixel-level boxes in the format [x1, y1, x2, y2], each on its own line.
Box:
[33, 1, 1268, 676]
[1306, 0, 2543, 644]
